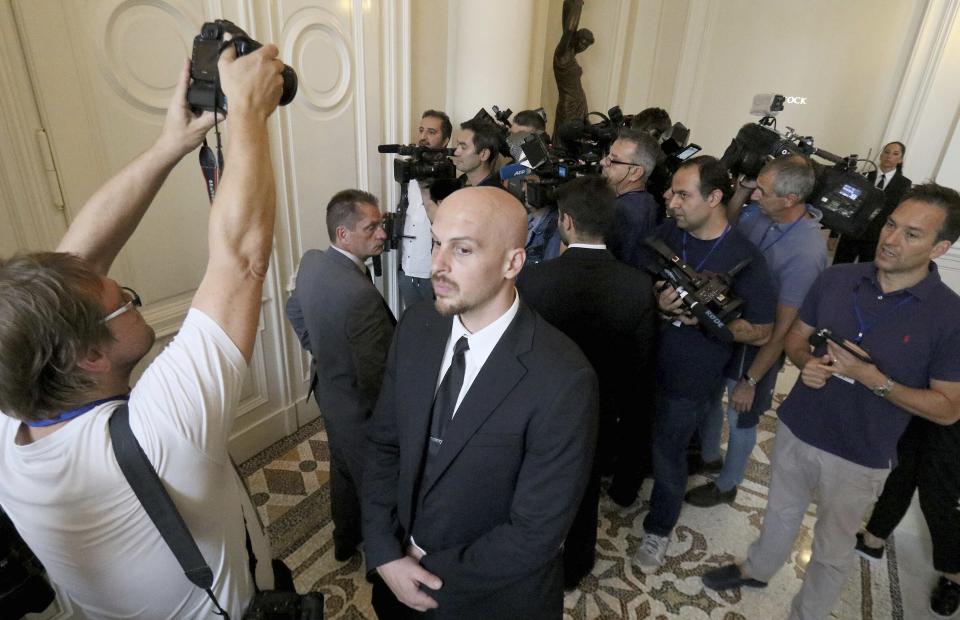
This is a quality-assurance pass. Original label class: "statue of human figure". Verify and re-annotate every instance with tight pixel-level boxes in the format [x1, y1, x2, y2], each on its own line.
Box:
[553, 0, 595, 130]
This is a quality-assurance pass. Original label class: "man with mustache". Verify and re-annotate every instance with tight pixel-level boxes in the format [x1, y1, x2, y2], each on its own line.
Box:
[363, 187, 598, 618]
[287, 189, 395, 562]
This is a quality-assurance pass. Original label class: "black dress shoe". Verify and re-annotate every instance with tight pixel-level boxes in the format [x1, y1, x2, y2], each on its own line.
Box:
[685, 482, 737, 507]
[702, 564, 767, 591]
[854, 532, 884, 562]
[334, 543, 357, 562]
[931, 576, 960, 618]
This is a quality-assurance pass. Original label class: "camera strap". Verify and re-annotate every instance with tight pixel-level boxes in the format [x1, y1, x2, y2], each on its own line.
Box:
[108, 404, 231, 619]
[199, 139, 222, 205]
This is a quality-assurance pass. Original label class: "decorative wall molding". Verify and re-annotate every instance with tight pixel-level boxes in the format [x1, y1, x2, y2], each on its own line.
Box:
[883, 0, 959, 160]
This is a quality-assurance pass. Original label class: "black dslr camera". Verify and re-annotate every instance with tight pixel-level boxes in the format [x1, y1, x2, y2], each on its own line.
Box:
[187, 19, 298, 113]
[243, 590, 324, 620]
[645, 237, 752, 343]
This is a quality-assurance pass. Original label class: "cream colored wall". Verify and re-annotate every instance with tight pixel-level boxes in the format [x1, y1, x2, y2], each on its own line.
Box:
[411, 0, 449, 133]
[413, 0, 926, 161]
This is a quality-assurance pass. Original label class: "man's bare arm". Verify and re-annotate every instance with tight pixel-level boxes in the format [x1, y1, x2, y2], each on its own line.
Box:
[728, 318, 772, 346]
[56, 61, 215, 275]
[191, 43, 284, 362]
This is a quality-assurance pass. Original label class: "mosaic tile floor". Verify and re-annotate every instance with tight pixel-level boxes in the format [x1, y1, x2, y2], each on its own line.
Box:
[238, 363, 907, 619]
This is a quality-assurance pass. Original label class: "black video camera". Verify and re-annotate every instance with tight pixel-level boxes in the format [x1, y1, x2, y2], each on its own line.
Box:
[554, 106, 628, 166]
[504, 131, 593, 209]
[719, 94, 885, 238]
[644, 237, 751, 343]
[378, 144, 457, 185]
[187, 19, 298, 113]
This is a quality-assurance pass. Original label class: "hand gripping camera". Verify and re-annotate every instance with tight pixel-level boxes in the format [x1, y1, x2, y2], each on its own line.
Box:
[645, 237, 752, 343]
[187, 19, 298, 113]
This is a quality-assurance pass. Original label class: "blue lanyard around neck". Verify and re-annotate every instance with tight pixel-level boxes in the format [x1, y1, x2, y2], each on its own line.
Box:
[757, 209, 808, 254]
[851, 285, 915, 344]
[682, 225, 730, 272]
[26, 394, 130, 428]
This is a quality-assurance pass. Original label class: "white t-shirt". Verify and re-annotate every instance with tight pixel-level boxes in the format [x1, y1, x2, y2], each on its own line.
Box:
[400, 180, 433, 278]
[0, 309, 258, 619]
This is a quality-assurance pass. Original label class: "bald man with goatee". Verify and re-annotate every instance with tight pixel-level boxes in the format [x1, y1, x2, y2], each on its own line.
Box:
[363, 187, 599, 619]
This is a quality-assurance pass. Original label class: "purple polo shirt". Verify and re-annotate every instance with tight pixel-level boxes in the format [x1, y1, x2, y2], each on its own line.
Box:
[778, 262, 960, 469]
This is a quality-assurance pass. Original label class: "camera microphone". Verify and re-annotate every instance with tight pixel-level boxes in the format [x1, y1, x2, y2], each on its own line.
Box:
[499, 163, 534, 181]
[378, 144, 405, 154]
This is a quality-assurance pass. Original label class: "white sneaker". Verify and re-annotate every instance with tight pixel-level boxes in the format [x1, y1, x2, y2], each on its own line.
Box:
[633, 532, 669, 572]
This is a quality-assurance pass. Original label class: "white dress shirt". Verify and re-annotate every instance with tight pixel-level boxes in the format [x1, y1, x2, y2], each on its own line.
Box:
[400, 180, 434, 278]
[435, 291, 521, 416]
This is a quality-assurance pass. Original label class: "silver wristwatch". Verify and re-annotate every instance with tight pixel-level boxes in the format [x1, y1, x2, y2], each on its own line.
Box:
[872, 377, 894, 399]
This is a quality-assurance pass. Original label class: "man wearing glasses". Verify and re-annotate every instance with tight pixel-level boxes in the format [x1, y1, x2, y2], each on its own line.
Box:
[600, 128, 661, 269]
[0, 41, 284, 618]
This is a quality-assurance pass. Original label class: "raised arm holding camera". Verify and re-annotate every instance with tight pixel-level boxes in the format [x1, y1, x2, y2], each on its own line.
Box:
[0, 35, 285, 618]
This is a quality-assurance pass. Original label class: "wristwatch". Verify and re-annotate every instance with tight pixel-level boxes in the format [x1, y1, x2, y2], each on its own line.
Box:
[741, 373, 759, 387]
[872, 377, 895, 399]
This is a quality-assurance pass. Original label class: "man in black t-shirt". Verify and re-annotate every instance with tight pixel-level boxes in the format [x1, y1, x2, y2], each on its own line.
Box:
[632, 157, 777, 573]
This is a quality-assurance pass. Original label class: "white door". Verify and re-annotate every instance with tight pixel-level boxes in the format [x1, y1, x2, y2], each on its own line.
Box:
[10, 0, 393, 460]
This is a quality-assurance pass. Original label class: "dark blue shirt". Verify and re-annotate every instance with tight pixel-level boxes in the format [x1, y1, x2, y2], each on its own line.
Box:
[651, 220, 777, 398]
[778, 262, 960, 469]
[608, 190, 659, 269]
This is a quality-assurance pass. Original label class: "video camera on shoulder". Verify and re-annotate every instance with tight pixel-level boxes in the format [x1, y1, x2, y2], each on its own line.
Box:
[719, 93, 884, 239]
[501, 131, 593, 210]
[377, 144, 456, 185]
[187, 19, 298, 114]
[644, 237, 752, 343]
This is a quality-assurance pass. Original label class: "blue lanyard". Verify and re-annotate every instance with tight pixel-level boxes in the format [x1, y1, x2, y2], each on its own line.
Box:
[757, 210, 808, 254]
[851, 285, 915, 344]
[26, 394, 130, 428]
[682, 225, 730, 272]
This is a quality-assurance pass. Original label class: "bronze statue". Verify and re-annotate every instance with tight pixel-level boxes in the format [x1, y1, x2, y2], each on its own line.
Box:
[553, 0, 594, 130]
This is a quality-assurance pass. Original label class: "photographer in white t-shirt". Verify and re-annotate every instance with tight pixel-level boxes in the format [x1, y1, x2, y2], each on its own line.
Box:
[0, 40, 284, 619]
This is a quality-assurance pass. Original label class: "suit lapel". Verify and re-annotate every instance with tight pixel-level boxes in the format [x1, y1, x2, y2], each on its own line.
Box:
[402, 310, 451, 509]
[420, 303, 536, 496]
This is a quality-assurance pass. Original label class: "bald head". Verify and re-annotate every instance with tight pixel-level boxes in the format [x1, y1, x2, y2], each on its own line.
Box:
[430, 187, 527, 331]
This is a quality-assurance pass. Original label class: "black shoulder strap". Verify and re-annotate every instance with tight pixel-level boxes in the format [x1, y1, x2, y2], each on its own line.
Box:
[108, 404, 229, 618]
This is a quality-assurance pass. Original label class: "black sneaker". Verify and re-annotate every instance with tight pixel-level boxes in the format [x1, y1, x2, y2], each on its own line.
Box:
[931, 576, 960, 618]
[854, 532, 884, 562]
[702, 564, 767, 591]
[685, 482, 737, 507]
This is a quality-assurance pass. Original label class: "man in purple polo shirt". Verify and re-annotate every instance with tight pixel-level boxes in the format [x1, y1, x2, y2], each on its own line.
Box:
[703, 183, 960, 620]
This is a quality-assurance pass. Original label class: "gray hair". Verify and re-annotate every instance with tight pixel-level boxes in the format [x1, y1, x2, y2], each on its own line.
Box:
[616, 128, 660, 184]
[763, 155, 816, 203]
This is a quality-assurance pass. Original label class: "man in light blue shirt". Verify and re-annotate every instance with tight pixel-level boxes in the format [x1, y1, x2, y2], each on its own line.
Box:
[688, 155, 828, 507]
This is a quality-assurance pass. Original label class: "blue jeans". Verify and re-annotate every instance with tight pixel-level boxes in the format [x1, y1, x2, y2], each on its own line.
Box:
[700, 358, 782, 492]
[644, 392, 720, 537]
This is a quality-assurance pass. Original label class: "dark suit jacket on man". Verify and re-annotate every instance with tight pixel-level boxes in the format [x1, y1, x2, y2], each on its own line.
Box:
[363, 300, 598, 619]
[517, 247, 657, 580]
[286, 247, 394, 547]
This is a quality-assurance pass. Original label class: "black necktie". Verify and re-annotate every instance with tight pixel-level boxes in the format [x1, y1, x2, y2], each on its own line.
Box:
[429, 337, 470, 455]
[877, 174, 886, 190]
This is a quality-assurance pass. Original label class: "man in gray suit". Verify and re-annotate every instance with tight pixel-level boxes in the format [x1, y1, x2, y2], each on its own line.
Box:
[287, 189, 395, 561]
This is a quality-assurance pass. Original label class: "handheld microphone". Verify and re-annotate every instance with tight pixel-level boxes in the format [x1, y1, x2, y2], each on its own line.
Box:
[499, 162, 534, 181]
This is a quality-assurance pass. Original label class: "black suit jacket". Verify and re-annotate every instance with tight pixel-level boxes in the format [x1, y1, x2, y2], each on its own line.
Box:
[363, 300, 598, 618]
[865, 169, 912, 238]
[517, 247, 656, 423]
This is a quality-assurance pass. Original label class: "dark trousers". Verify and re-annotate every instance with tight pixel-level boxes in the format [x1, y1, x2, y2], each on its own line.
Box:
[320, 403, 364, 551]
[833, 235, 876, 264]
[644, 392, 719, 537]
[607, 399, 653, 500]
[563, 456, 600, 586]
[865, 417, 960, 573]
